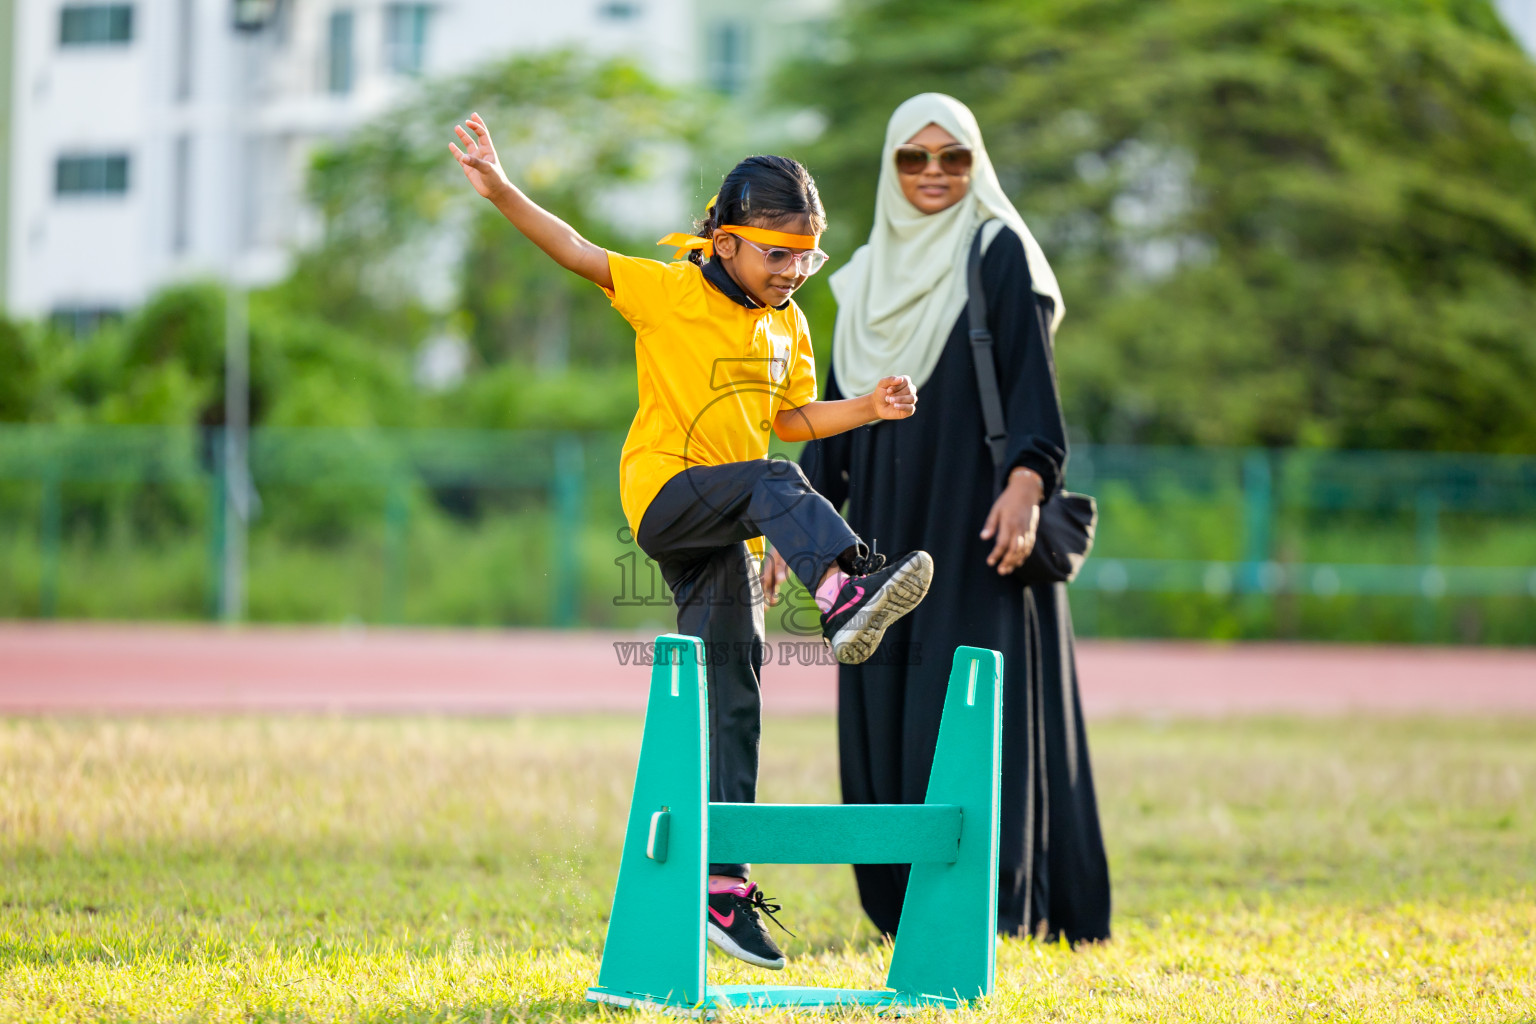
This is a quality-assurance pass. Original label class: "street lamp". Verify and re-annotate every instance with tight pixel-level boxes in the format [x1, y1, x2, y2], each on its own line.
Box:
[220, 0, 280, 622]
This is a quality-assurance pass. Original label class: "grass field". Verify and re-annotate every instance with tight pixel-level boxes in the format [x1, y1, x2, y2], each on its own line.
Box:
[2, 714, 1534, 1022]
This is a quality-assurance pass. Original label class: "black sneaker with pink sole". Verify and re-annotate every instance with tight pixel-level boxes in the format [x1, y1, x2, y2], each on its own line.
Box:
[820, 550, 934, 665]
[706, 883, 791, 970]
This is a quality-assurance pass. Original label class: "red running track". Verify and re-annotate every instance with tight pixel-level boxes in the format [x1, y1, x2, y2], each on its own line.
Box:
[1, 623, 1532, 717]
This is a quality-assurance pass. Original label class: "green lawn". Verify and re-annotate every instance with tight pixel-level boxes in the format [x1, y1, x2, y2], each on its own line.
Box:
[2, 715, 1533, 1022]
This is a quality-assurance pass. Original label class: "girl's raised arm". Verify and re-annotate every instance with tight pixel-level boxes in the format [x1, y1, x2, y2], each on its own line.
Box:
[450, 113, 613, 290]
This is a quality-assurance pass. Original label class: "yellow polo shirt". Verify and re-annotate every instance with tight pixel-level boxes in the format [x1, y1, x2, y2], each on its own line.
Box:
[603, 252, 819, 543]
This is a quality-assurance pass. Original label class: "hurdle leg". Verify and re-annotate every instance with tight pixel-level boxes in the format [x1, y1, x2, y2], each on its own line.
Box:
[588, 635, 710, 1011]
[886, 646, 1003, 1004]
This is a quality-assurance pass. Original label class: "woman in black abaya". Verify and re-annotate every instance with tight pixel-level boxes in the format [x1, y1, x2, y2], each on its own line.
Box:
[766, 93, 1111, 942]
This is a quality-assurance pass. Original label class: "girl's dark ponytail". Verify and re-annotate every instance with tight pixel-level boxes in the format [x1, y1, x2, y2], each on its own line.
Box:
[688, 202, 720, 266]
[684, 154, 826, 265]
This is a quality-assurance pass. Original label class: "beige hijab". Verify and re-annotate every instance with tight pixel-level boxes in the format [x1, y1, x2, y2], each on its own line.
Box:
[830, 93, 1064, 397]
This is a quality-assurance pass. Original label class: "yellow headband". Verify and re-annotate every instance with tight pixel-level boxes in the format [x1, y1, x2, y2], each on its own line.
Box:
[656, 225, 821, 261]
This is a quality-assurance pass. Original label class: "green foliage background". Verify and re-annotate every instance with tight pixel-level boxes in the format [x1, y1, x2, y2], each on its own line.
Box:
[4, 4, 1535, 451]
[786, 0, 1536, 452]
[3, 5, 1536, 636]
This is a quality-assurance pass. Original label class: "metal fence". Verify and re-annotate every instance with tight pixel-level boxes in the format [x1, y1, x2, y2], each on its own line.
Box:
[2, 425, 1534, 639]
[0, 426, 593, 624]
[1072, 445, 1536, 599]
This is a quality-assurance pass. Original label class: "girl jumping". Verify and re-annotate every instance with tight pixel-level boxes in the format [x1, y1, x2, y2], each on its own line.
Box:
[450, 115, 935, 970]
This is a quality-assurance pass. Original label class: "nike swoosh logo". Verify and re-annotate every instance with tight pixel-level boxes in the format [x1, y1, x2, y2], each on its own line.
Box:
[829, 585, 865, 620]
[709, 907, 735, 928]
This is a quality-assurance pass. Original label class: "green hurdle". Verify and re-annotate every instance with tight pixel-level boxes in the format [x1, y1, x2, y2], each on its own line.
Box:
[586, 634, 1004, 1015]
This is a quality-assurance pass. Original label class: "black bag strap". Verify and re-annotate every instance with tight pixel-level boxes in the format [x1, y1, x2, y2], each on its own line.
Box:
[967, 220, 1009, 482]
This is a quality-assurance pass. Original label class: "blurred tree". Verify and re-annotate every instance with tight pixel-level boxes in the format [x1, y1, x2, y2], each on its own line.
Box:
[252, 303, 416, 430]
[0, 317, 34, 421]
[124, 284, 227, 383]
[285, 49, 698, 373]
[789, 0, 1536, 452]
[20, 282, 412, 432]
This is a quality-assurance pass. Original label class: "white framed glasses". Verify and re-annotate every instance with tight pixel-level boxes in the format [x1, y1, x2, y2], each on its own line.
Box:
[735, 237, 829, 276]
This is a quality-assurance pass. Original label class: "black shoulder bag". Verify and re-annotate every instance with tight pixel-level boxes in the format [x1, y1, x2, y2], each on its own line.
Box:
[967, 221, 1097, 585]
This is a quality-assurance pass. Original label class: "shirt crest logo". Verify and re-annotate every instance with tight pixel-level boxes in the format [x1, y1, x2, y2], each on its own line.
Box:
[769, 336, 791, 384]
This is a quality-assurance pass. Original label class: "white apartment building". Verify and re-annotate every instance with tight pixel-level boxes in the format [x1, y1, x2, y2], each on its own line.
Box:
[1503, 0, 1536, 53]
[0, 0, 833, 325]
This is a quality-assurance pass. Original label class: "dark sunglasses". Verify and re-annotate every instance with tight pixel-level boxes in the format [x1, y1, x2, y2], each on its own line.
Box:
[893, 144, 974, 177]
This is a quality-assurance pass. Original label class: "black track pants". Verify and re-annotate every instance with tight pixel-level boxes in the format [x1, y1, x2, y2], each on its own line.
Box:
[637, 459, 861, 878]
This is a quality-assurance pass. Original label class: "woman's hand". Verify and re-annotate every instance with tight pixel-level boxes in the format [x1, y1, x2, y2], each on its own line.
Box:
[868, 375, 918, 421]
[981, 467, 1044, 575]
[450, 113, 512, 200]
[760, 548, 791, 607]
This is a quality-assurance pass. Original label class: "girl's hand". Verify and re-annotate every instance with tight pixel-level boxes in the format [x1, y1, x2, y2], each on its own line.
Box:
[869, 375, 918, 421]
[760, 548, 790, 607]
[449, 113, 512, 200]
[445, 113, 612, 288]
[981, 467, 1043, 575]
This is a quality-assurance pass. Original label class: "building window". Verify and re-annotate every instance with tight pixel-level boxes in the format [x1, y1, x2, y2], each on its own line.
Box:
[50, 307, 124, 338]
[174, 0, 194, 100]
[233, 0, 281, 32]
[60, 3, 133, 45]
[172, 136, 192, 253]
[384, 4, 430, 76]
[56, 155, 130, 196]
[327, 10, 354, 95]
[706, 20, 749, 96]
